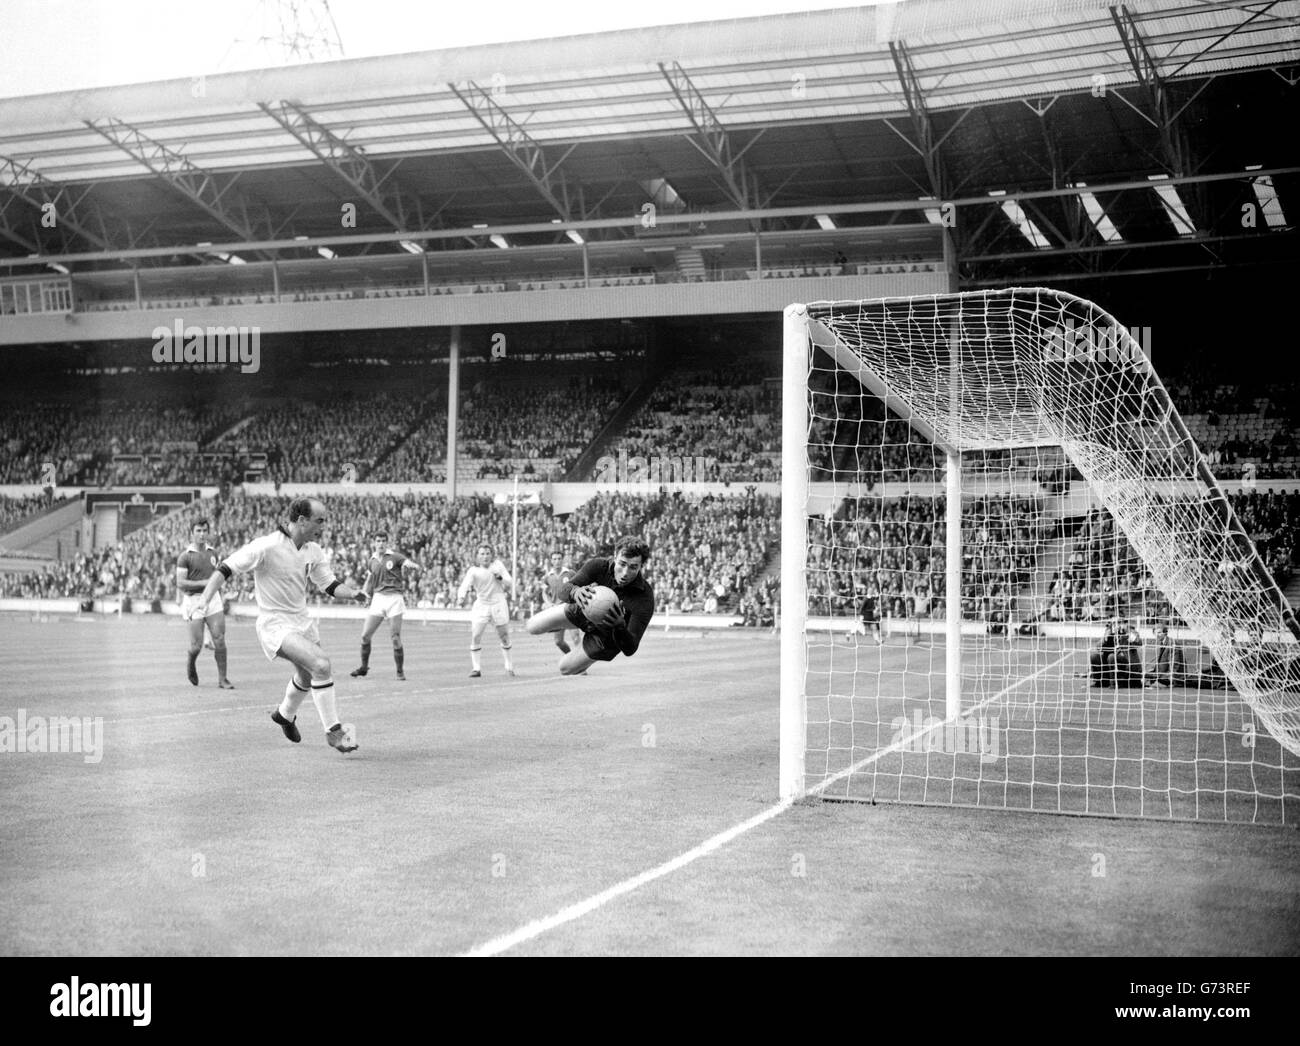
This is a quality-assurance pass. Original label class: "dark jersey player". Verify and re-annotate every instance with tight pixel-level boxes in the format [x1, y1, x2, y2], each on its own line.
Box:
[176, 518, 235, 688]
[351, 530, 423, 680]
[541, 550, 583, 658]
[858, 593, 882, 645]
[526, 536, 654, 675]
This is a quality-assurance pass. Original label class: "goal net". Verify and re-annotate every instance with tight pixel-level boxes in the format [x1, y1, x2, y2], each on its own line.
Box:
[780, 289, 1300, 824]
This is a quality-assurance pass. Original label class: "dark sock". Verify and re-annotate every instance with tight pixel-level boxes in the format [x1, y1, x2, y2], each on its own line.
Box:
[360, 640, 371, 668]
[394, 646, 404, 672]
[214, 646, 227, 677]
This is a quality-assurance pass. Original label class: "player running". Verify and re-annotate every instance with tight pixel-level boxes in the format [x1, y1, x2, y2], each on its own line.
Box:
[526, 536, 654, 675]
[350, 530, 424, 680]
[540, 549, 583, 660]
[176, 518, 235, 689]
[457, 544, 515, 678]
[198, 497, 368, 754]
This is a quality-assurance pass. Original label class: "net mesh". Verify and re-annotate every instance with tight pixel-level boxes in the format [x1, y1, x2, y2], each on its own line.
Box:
[796, 289, 1300, 823]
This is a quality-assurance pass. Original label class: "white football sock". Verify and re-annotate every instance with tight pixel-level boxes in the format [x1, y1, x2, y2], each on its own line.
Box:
[311, 679, 339, 731]
[279, 678, 308, 720]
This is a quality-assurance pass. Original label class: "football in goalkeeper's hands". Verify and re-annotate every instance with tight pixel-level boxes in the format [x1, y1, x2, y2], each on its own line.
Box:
[584, 585, 621, 627]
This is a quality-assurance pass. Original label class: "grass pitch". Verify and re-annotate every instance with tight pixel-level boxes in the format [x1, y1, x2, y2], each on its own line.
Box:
[0, 613, 1296, 956]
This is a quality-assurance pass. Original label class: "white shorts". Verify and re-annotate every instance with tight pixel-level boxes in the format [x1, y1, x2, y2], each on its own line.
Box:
[367, 591, 406, 620]
[471, 602, 510, 628]
[181, 593, 223, 622]
[256, 612, 321, 662]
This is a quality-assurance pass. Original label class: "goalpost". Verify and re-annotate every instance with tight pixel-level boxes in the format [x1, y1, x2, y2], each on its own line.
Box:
[781, 289, 1300, 823]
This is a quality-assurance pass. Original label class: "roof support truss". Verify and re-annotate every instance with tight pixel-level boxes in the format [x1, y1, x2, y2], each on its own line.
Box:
[658, 61, 770, 215]
[449, 80, 593, 224]
[0, 155, 118, 254]
[85, 117, 277, 256]
[258, 100, 416, 231]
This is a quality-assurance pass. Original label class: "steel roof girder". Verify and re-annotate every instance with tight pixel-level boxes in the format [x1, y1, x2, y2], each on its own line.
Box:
[258, 100, 411, 230]
[658, 61, 763, 213]
[85, 117, 277, 256]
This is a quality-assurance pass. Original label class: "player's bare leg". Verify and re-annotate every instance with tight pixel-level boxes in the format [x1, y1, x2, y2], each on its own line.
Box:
[526, 604, 571, 635]
[207, 612, 235, 688]
[185, 615, 204, 685]
[391, 613, 406, 680]
[469, 619, 487, 677]
[497, 623, 515, 676]
[553, 627, 571, 655]
[351, 613, 383, 677]
[275, 632, 355, 752]
[560, 646, 596, 676]
[529, 605, 589, 673]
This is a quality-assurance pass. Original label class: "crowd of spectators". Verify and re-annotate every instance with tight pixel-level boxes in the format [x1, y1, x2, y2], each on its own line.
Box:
[808, 374, 943, 484]
[1044, 508, 1162, 624]
[1228, 488, 1297, 589]
[806, 494, 1044, 624]
[609, 369, 780, 482]
[0, 400, 246, 485]
[98, 450, 260, 488]
[0, 491, 71, 534]
[0, 491, 783, 619]
[457, 375, 624, 482]
[212, 394, 424, 484]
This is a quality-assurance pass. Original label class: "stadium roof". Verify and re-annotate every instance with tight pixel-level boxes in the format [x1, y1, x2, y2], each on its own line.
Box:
[0, 0, 1296, 284]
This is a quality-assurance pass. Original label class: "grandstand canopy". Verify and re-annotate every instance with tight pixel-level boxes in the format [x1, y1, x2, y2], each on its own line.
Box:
[0, 0, 1296, 285]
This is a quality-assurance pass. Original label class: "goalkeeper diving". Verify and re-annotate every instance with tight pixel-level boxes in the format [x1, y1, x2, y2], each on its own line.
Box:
[526, 536, 655, 675]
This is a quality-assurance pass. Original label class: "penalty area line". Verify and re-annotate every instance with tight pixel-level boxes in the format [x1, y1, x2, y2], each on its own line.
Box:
[463, 647, 1080, 957]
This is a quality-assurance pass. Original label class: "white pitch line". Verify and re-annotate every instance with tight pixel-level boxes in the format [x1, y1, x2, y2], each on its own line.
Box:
[462, 646, 1079, 957]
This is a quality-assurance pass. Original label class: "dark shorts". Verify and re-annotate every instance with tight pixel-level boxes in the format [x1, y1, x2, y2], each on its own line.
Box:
[565, 602, 624, 662]
[581, 630, 620, 662]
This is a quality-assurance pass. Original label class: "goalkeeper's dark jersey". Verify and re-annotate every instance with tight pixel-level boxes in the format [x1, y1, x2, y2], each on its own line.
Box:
[559, 556, 655, 661]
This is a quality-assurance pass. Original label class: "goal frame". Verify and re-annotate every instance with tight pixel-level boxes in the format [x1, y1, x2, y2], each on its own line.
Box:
[780, 291, 1300, 806]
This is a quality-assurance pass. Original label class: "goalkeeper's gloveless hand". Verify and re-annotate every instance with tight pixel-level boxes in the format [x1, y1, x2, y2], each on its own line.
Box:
[602, 601, 627, 632]
[573, 584, 597, 613]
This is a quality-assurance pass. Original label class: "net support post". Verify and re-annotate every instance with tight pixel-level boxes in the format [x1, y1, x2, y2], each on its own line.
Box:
[780, 304, 810, 801]
[945, 449, 962, 719]
[446, 325, 460, 499]
[945, 315, 962, 719]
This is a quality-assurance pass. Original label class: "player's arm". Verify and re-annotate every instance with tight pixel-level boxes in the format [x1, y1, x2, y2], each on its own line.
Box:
[606, 591, 654, 658]
[308, 556, 368, 604]
[491, 559, 513, 586]
[203, 536, 268, 604]
[558, 559, 600, 604]
[174, 562, 195, 597]
[456, 570, 473, 606]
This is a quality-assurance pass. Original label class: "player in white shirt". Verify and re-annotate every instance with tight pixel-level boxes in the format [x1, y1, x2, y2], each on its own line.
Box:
[457, 543, 515, 678]
[198, 497, 368, 754]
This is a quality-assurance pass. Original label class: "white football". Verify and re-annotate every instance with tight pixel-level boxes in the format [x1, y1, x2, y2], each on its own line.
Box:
[585, 585, 621, 625]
